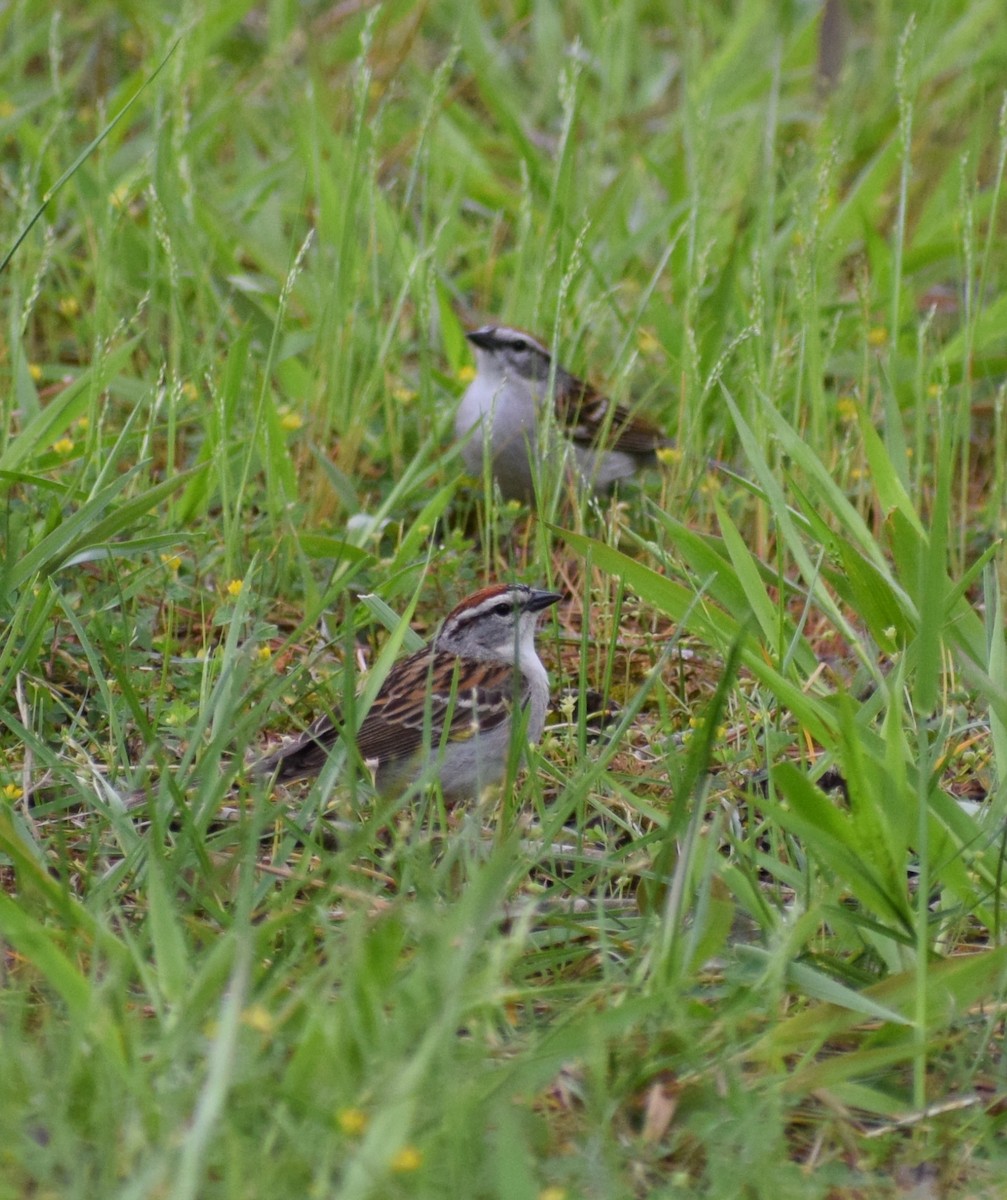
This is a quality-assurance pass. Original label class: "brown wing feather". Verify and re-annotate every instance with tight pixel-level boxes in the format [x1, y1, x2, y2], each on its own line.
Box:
[356, 650, 520, 760]
[556, 376, 672, 456]
[253, 649, 525, 783]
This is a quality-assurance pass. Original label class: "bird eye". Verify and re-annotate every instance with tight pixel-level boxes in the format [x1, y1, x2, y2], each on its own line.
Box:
[493, 602, 513, 617]
[510, 338, 528, 352]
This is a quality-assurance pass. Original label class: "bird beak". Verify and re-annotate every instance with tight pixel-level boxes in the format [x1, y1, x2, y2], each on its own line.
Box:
[528, 590, 563, 613]
[465, 326, 497, 350]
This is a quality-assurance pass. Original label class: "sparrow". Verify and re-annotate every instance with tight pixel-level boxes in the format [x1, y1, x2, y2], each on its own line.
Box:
[252, 583, 561, 801]
[455, 324, 673, 502]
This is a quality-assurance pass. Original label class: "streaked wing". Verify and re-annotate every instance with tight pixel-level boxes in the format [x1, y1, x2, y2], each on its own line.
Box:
[557, 377, 671, 456]
[356, 649, 523, 763]
[253, 648, 526, 783]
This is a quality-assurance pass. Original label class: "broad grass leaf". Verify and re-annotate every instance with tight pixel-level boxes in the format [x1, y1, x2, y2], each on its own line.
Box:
[750, 946, 1007, 1090]
[0, 892, 93, 1021]
[767, 761, 913, 935]
[146, 852, 192, 1006]
[2, 465, 206, 599]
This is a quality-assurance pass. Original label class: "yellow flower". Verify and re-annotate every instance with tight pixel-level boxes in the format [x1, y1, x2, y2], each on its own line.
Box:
[256, 644, 273, 662]
[58, 296, 81, 319]
[240, 1004, 274, 1034]
[866, 326, 888, 347]
[390, 1145, 423, 1172]
[28, 363, 42, 381]
[392, 386, 417, 405]
[279, 409, 304, 431]
[120, 30, 145, 58]
[458, 365, 476, 384]
[656, 445, 682, 466]
[226, 579, 244, 597]
[160, 553, 183, 573]
[336, 1108, 368, 1136]
[836, 396, 858, 423]
[76, 416, 89, 431]
[539, 1189, 567, 1200]
[2, 784, 23, 801]
[182, 381, 198, 401]
[52, 437, 74, 455]
[636, 329, 660, 355]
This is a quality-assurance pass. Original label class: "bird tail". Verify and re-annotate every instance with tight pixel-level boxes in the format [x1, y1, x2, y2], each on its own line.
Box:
[250, 716, 339, 783]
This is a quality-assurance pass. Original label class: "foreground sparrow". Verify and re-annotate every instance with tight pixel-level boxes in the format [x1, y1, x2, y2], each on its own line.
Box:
[252, 583, 561, 801]
[456, 325, 673, 502]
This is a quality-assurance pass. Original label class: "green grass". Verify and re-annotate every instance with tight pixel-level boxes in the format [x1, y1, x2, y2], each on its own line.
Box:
[3, 2, 1007, 1196]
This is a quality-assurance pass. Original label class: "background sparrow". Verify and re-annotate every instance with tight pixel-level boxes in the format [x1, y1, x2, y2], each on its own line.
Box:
[252, 583, 561, 801]
[456, 324, 673, 502]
